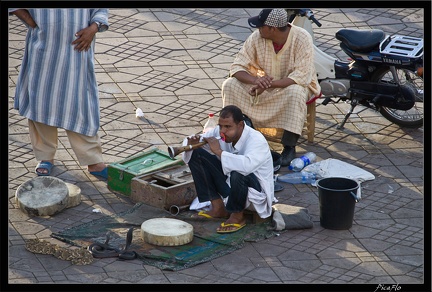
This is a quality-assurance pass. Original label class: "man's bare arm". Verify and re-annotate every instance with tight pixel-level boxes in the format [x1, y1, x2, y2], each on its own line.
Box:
[270, 77, 296, 88]
[11, 9, 37, 28]
[233, 71, 273, 89]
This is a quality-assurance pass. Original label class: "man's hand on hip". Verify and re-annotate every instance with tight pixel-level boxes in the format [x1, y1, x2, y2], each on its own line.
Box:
[72, 25, 98, 52]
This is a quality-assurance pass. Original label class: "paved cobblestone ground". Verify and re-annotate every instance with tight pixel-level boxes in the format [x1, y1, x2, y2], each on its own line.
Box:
[7, 5, 428, 291]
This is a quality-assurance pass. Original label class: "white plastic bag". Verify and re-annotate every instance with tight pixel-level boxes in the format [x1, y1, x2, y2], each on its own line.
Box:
[303, 158, 375, 199]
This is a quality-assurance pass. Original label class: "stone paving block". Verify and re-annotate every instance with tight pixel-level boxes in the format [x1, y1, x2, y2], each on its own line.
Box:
[7, 7, 426, 286]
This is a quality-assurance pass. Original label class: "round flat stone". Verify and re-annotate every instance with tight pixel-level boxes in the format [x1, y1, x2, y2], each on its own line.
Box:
[15, 176, 69, 216]
[65, 183, 81, 208]
[141, 218, 194, 246]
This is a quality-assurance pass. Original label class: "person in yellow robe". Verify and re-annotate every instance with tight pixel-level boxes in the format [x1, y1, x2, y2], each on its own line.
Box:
[222, 8, 321, 166]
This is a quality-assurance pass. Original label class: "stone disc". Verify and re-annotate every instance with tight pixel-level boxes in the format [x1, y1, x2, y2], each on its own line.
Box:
[141, 218, 194, 246]
[15, 176, 69, 216]
[65, 183, 81, 208]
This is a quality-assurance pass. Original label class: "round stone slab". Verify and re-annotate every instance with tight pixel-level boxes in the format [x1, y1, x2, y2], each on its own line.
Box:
[15, 176, 69, 216]
[141, 218, 194, 246]
[65, 183, 81, 208]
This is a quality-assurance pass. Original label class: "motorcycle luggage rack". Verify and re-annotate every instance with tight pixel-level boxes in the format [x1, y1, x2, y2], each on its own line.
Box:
[380, 35, 423, 59]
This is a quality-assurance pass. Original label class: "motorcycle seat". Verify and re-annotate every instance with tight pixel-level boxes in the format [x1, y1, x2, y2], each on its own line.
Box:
[336, 29, 386, 53]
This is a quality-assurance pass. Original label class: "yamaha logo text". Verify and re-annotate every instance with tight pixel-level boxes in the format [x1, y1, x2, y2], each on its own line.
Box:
[382, 57, 402, 65]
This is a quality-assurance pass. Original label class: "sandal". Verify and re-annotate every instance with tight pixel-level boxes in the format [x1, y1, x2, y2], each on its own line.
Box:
[90, 167, 108, 179]
[35, 161, 54, 176]
[216, 222, 246, 234]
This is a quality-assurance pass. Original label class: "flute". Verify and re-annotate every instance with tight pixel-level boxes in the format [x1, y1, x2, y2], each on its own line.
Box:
[168, 134, 224, 159]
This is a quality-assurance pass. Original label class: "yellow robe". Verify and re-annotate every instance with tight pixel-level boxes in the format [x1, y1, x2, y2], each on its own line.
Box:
[222, 25, 321, 139]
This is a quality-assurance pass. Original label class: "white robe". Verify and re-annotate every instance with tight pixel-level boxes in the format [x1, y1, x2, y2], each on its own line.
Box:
[182, 125, 275, 218]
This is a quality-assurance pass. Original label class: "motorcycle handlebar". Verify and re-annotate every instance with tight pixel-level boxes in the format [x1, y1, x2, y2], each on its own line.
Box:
[287, 8, 322, 27]
[310, 15, 322, 27]
[304, 9, 322, 27]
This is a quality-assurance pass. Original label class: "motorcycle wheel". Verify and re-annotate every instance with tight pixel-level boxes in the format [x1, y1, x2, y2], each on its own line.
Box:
[371, 66, 423, 128]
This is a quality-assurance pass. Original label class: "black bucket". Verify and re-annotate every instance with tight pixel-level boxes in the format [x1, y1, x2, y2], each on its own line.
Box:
[317, 177, 360, 230]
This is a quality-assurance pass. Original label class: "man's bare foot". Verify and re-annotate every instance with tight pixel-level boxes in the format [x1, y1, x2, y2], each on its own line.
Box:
[201, 209, 229, 219]
[193, 198, 229, 219]
[87, 162, 106, 173]
[207, 198, 230, 218]
[216, 212, 246, 233]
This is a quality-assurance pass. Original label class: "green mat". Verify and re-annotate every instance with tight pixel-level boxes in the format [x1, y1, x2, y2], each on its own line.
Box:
[52, 203, 277, 271]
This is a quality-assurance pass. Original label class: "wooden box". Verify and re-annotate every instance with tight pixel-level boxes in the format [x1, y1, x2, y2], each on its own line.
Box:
[130, 164, 197, 210]
[107, 148, 184, 197]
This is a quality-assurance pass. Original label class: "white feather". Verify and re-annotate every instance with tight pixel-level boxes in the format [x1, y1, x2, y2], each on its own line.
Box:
[135, 108, 144, 118]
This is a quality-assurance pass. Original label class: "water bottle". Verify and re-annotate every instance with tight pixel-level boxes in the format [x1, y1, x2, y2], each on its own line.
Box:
[277, 171, 316, 184]
[203, 113, 217, 133]
[289, 152, 317, 172]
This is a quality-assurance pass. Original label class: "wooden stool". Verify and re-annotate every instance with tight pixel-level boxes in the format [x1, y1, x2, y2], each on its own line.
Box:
[256, 100, 316, 144]
[244, 209, 271, 224]
[304, 100, 316, 143]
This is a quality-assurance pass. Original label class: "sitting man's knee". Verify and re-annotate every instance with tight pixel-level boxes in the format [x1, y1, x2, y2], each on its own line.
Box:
[285, 83, 308, 97]
[230, 171, 244, 182]
[190, 147, 206, 160]
[222, 77, 237, 89]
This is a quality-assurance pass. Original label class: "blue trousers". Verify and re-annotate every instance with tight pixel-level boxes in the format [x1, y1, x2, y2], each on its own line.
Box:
[188, 148, 261, 213]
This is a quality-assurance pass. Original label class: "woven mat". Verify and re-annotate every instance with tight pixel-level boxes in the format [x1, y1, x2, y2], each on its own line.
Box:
[52, 203, 277, 271]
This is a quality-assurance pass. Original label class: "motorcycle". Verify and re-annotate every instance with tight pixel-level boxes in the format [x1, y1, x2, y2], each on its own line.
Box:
[287, 8, 424, 129]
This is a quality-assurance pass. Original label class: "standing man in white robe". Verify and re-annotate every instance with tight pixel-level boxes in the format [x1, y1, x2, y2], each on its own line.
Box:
[10, 9, 110, 179]
[222, 9, 321, 166]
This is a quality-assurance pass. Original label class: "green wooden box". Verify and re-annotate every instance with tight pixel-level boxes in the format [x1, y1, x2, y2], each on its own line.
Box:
[107, 148, 184, 197]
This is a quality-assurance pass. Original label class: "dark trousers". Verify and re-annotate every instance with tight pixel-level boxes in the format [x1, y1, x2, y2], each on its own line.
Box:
[282, 130, 300, 147]
[188, 148, 262, 213]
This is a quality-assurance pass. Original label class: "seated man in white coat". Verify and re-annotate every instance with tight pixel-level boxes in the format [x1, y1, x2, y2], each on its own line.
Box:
[182, 105, 275, 233]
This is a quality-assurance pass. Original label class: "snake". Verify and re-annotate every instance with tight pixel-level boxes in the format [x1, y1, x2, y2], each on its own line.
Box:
[87, 227, 137, 260]
[25, 239, 94, 265]
[24, 228, 137, 265]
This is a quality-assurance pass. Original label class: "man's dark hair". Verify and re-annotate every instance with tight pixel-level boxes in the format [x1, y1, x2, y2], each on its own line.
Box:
[276, 25, 289, 32]
[220, 105, 244, 124]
